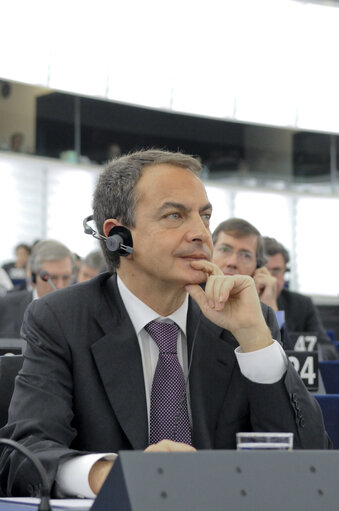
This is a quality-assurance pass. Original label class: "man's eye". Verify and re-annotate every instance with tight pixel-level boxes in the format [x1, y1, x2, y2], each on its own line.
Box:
[241, 252, 253, 260]
[166, 213, 181, 220]
[202, 214, 211, 221]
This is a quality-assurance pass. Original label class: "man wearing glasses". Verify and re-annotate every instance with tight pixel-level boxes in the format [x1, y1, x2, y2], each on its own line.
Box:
[0, 240, 75, 338]
[212, 219, 337, 359]
[262, 236, 337, 360]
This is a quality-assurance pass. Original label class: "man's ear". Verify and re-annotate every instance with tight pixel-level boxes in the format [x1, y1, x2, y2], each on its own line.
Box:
[103, 219, 123, 237]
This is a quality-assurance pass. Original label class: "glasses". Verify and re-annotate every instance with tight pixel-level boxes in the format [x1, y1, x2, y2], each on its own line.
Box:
[46, 274, 74, 284]
[268, 268, 285, 277]
[215, 245, 255, 266]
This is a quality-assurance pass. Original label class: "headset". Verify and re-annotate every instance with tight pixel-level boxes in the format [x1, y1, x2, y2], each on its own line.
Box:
[83, 215, 133, 256]
[31, 271, 57, 291]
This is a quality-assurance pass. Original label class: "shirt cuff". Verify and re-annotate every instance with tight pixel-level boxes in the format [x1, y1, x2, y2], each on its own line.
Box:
[235, 339, 288, 384]
[56, 453, 118, 498]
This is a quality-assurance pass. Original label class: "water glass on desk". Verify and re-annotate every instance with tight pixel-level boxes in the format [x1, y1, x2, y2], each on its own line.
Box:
[236, 432, 293, 450]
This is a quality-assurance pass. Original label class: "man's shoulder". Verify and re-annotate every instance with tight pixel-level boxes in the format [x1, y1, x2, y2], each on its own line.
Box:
[0, 288, 32, 306]
[279, 288, 313, 307]
[39, 272, 115, 308]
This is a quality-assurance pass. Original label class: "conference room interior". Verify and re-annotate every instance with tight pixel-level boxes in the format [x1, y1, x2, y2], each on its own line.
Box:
[1, 0, 339, 508]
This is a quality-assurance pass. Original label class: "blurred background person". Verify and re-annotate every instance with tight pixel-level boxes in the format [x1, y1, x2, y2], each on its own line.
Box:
[77, 249, 107, 283]
[262, 236, 337, 360]
[2, 243, 31, 289]
[0, 267, 13, 296]
[73, 253, 82, 282]
[212, 218, 337, 360]
[0, 240, 74, 338]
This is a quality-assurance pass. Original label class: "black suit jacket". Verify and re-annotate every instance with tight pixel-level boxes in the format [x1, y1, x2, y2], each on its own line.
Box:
[0, 289, 32, 338]
[0, 273, 330, 497]
[277, 289, 338, 360]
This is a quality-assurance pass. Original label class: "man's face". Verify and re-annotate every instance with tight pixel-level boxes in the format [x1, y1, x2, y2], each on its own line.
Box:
[119, 164, 213, 291]
[78, 263, 99, 283]
[16, 247, 30, 268]
[34, 257, 73, 297]
[212, 232, 258, 276]
[266, 253, 286, 296]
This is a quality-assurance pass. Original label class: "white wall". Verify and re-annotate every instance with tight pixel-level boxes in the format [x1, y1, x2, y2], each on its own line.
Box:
[1, 151, 339, 297]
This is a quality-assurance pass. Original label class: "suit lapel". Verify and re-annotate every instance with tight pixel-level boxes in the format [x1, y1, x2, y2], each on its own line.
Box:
[90, 275, 148, 449]
[187, 300, 238, 448]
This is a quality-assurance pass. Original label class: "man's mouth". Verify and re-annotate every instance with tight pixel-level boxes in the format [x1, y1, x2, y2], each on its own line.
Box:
[223, 269, 236, 275]
[180, 254, 209, 261]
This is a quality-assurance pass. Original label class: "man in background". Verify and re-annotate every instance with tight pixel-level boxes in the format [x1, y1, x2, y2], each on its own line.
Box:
[2, 243, 31, 289]
[262, 236, 337, 360]
[0, 240, 74, 338]
[0, 268, 13, 296]
[212, 218, 337, 359]
[77, 250, 107, 283]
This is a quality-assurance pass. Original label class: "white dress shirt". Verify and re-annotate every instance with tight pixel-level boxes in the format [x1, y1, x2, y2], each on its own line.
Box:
[56, 276, 287, 498]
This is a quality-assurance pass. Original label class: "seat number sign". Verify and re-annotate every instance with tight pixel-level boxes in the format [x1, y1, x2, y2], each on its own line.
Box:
[286, 350, 319, 391]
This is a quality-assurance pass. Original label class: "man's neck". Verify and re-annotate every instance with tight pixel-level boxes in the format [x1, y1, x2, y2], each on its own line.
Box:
[117, 270, 187, 317]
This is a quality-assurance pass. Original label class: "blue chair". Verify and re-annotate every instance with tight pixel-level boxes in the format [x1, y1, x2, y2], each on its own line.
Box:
[326, 330, 335, 342]
[314, 394, 339, 449]
[319, 361, 339, 393]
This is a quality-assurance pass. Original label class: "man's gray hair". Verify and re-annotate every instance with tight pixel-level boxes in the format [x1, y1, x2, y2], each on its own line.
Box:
[93, 149, 202, 271]
[263, 236, 290, 265]
[83, 250, 106, 272]
[30, 240, 75, 275]
[212, 217, 267, 268]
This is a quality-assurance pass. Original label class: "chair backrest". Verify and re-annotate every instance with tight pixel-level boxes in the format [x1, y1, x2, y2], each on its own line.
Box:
[318, 361, 339, 394]
[314, 394, 339, 449]
[0, 355, 24, 428]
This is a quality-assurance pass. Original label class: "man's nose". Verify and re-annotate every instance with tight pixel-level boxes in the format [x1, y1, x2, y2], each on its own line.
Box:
[226, 251, 238, 267]
[54, 277, 68, 289]
[187, 216, 210, 243]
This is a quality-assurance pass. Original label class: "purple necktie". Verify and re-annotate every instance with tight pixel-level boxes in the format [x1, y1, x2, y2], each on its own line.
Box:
[145, 320, 192, 445]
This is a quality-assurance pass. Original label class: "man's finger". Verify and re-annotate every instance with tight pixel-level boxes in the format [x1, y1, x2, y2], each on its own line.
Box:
[189, 259, 224, 276]
[185, 283, 208, 309]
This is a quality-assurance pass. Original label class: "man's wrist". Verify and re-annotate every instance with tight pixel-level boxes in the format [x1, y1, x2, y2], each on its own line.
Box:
[89, 459, 115, 495]
[233, 324, 273, 353]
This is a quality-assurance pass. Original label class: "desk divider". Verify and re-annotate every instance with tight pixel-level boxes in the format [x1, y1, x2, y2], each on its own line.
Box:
[91, 450, 339, 511]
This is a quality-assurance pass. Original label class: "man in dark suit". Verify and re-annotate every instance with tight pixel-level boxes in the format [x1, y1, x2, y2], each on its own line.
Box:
[0, 240, 75, 338]
[211, 219, 337, 360]
[263, 236, 337, 360]
[0, 150, 330, 499]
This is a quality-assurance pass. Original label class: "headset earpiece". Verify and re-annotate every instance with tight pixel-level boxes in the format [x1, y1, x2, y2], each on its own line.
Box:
[106, 226, 133, 256]
[83, 215, 133, 256]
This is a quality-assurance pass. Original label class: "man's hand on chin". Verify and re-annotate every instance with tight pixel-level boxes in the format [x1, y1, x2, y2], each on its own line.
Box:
[185, 260, 273, 353]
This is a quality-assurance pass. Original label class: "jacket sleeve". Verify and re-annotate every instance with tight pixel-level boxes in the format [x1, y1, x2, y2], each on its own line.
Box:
[0, 299, 88, 497]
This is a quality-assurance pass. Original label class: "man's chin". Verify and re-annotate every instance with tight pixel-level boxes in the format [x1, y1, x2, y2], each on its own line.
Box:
[184, 269, 207, 286]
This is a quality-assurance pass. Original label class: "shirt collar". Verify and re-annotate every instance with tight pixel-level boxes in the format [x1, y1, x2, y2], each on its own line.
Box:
[117, 275, 188, 336]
